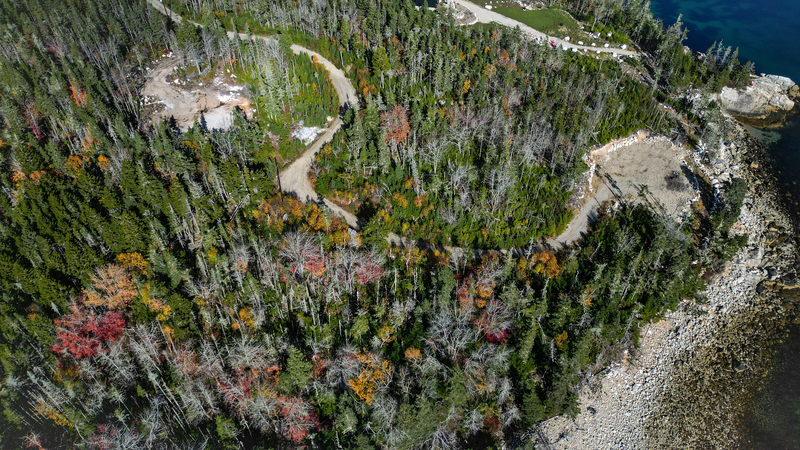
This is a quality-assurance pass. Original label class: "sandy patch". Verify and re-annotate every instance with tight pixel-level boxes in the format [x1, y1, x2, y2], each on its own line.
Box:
[550, 133, 697, 248]
[142, 58, 252, 131]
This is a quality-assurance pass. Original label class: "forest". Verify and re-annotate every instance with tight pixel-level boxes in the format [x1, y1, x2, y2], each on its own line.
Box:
[0, 0, 747, 448]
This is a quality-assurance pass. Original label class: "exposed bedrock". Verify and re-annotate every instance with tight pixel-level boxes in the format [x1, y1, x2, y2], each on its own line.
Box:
[718, 75, 799, 128]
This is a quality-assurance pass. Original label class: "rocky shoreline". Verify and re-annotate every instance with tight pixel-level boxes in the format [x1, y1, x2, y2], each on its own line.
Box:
[534, 114, 799, 449]
[718, 74, 800, 128]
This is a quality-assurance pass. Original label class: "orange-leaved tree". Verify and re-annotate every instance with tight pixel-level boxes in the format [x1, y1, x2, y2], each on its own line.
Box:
[116, 252, 148, 275]
[531, 250, 561, 279]
[348, 352, 392, 403]
[83, 264, 137, 310]
[380, 104, 410, 148]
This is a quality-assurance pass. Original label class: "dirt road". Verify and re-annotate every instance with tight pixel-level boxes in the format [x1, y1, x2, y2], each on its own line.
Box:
[278, 45, 359, 229]
[448, 0, 639, 57]
[146, 0, 359, 227]
[146, 0, 687, 255]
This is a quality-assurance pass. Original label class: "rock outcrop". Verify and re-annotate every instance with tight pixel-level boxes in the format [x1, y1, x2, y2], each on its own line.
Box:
[718, 74, 799, 127]
[536, 117, 799, 449]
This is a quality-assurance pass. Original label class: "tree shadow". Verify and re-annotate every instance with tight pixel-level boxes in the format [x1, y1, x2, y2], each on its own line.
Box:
[356, 198, 378, 224]
[602, 172, 622, 197]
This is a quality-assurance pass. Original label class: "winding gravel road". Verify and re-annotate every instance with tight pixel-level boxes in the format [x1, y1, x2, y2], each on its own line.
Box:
[449, 0, 639, 57]
[277, 46, 360, 229]
[146, 0, 648, 255]
[146, 0, 360, 228]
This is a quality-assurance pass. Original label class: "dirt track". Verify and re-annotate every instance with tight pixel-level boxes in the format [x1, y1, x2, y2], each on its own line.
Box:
[146, 0, 689, 255]
[146, 0, 359, 227]
[278, 45, 359, 229]
[448, 0, 639, 57]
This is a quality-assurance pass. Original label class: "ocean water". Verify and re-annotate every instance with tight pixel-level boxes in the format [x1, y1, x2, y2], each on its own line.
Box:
[650, 0, 800, 83]
[649, 1, 800, 447]
[649, 0, 800, 199]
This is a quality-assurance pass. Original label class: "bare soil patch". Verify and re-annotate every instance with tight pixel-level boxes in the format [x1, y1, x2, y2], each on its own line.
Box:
[550, 134, 697, 248]
[142, 56, 252, 131]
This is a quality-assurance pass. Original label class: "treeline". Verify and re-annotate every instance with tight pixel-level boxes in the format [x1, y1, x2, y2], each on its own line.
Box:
[0, 0, 749, 448]
[556, 0, 753, 90]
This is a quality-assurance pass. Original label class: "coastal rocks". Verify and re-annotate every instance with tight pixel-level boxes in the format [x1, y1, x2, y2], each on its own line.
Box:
[717, 75, 798, 127]
[744, 246, 764, 268]
[536, 117, 798, 449]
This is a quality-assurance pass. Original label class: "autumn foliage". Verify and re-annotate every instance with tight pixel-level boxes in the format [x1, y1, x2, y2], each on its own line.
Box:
[69, 80, 87, 106]
[279, 396, 320, 444]
[51, 303, 125, 359]
[116, 252, 148, 275]
[474, 301, 513, 343]
[33, 400, 71, 427]
[83, 264, 137, 310]
[348, 352, 392, 403]
[380, 105, 410, 146]
[531, 250, 561, 278]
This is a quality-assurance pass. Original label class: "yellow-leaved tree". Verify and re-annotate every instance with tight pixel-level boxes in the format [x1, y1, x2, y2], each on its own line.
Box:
[83, 264, 137, 310]
[348, 352, 392, 404]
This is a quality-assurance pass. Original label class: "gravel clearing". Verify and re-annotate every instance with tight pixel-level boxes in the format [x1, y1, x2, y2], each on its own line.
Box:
[142, 57, 251, 131]
[550, 132, 696, 248]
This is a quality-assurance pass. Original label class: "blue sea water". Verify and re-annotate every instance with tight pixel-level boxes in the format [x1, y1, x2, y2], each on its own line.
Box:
[650, 0, 800, 83]
[649, 0, 800, 199]
[649, 1, 800, 447]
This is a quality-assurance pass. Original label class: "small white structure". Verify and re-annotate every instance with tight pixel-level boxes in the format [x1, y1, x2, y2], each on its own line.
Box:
[578, 40, 584, 45]
[607, 32, 613, 37]
[564, 36, 570, 41]
[621, 44, 627, 50]
[591, 42, 596, 46]
[485, 4, 492, 9]
[604, 43, 610, 48]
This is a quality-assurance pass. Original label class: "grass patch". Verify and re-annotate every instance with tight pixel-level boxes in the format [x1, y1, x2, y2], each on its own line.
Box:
[493, 7, 581, 38]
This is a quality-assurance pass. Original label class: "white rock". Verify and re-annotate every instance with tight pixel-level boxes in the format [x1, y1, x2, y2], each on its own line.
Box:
[718, 75, 796, 120]
[292, 126, 323, 144]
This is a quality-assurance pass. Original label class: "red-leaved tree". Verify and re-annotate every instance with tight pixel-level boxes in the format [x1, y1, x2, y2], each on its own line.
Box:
[355, 251, 385, 286]
[380, 105, 410, 147]
[474, 301, 512, 344]
[278, 396, 319, 444]
[52, 303, 126, 359]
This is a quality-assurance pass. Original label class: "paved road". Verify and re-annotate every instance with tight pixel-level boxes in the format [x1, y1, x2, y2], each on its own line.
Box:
[449, 0, 639, 57]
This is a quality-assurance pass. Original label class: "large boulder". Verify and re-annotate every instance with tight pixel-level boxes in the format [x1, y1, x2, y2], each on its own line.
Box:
[718, 75, 798, 127]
